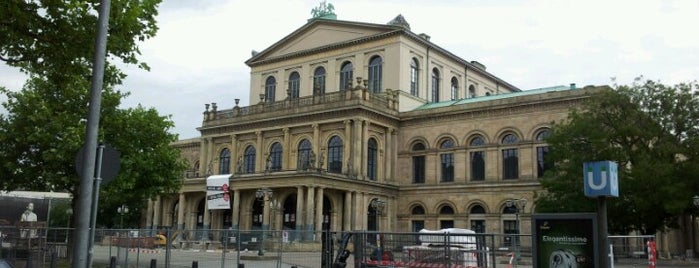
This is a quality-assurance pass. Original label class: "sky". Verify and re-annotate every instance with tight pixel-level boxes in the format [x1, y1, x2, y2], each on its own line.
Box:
[1, 0, 698, 140]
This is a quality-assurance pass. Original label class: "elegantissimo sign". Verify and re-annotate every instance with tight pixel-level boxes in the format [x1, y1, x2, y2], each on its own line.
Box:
[532, 213, 598, 268]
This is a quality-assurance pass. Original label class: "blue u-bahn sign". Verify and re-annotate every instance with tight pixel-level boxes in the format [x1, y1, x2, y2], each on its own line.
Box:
[583, 161, 619, 197]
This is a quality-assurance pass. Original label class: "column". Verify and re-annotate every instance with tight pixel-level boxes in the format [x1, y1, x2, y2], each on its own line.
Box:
[232, 190, 241, 230]
[262, 193, 270, 231]
[353, 119, 363, 178]
[305, 186, 316, 240]
[344, 191, 352, 231]
[344, 120, 352, 174]
[361, 120, 369, 179]
[295, 186, 305, 241]
[256, 131, 263, 173]
[385, 128, 394, 181]
[353, 192, 364, 230]
[199, 138, 208, 176]
[231, 134, 238, 173]
[146, 199, 153, 230]
[315, 187, 324, 241]
[202, 198, 210, 241]
[207, 137, 214, 175]
[153, 196, 161, 230]
[283, 128, 290, 169]
[177, 193, 186, 230]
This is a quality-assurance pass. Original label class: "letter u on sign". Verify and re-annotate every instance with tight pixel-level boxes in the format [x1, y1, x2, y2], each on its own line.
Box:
[583, 161, 619, 197]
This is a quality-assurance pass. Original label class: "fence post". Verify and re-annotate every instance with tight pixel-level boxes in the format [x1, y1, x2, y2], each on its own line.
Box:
[109, 256, 117, 268]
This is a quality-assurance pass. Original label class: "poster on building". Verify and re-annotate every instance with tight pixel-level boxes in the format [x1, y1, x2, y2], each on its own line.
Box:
[532, 213, 598, 268]
[206, 175, 231, 210]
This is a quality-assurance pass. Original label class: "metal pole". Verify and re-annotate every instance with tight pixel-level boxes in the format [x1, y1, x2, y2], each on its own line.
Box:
[87, 144, 105, 268]
[514, 211, 519, 268]
[72, 0, 111, 267]
[598, 196, 609, 268]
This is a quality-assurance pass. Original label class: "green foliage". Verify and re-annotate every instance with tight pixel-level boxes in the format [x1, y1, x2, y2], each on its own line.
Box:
[536, 78, 699, 234]
[0, 0, 186, 227]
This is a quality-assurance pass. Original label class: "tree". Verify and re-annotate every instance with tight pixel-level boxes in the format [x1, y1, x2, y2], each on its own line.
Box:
[536, 78, 699, 235]
[0, 0, 186, 227]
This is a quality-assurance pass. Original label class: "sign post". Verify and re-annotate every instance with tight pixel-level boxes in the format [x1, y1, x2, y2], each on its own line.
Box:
[583, 161, 619, 268]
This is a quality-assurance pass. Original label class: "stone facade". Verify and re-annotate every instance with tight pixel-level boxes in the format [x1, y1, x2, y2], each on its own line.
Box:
[143, 15, 618, 250]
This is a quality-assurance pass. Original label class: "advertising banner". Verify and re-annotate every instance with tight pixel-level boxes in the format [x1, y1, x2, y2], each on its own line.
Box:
[532, 213, 598, 268]
[206, 175, 231, 210]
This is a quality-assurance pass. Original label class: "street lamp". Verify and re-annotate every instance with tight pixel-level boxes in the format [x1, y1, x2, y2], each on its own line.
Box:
[117, 204, 129, 229]
[255, 188, 273, 256]
[65, 208, 73, 243]
[506, 198, 527, 268]
[370, 198, 386, 261]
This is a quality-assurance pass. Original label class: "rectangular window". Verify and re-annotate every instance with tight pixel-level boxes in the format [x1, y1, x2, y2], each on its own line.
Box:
[470, 151, 485, 181]
[440, 220, 454, 229]
[503, 220, 519, 246]
[412, 155, 425, 183]
[440, 153, 454, 182]
[502, 148, 518, 179]
[537, 146, 550, 178]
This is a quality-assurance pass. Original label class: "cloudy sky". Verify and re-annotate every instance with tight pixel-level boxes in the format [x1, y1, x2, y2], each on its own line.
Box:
[2, 0, 698, 139]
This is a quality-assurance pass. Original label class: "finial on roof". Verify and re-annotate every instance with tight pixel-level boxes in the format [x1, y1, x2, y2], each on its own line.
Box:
[310, 1, 337, 21]
[388, 14, 410, 30]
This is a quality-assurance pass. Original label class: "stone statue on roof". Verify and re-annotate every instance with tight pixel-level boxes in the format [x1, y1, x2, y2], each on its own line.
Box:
[311, 1, 336, 19]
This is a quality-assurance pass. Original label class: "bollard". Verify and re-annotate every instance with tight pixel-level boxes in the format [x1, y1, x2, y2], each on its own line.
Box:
[150, 259, 157, 268]
[109, 256, 117, 268]
[192, 261, 198, 268]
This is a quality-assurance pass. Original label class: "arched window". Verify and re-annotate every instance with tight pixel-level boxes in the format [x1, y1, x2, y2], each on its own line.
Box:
[470, 136, 486, 181]
[313, 67, 326, 95]
[328, 136, 343, 173]
[367, 138, 378, 180]
[368, 56, 382, 93]
[269, 142, 282, 172]
[469, 204, 486, 233]
[501, 134, 519, 180]
[411, 205, 425, 215]
[536, 129, 552, 178]
[431, 68, 440, 103]
[244, 145, 256, 174]
[412, 142, 426, 183]
[265, 76, 276, 103]
[288, 72, 300, 99]
[410, 58, 419, 97]
[219, 148, 230, 174]
[439, 205, 455, 214]
[451, 77, 459, 100]
[339, 61, 353, 90]
[439, 205, 455, 229]
[440, 139, 455, 182]
[468, 85, 476, 98]
[297, 139, 313, 170]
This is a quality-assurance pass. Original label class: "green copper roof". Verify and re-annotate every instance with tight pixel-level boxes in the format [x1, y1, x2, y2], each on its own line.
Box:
[414, 85, 572, 110]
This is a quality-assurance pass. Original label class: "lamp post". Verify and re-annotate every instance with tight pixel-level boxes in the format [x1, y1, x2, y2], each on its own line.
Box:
[370, 198, 386, 261]
[506, 198, 527, 268]
[117, 204, 129, 229]
[65, 208, 73, 243]
[256, 188, 273, 256]
[692, 195, 699, 258]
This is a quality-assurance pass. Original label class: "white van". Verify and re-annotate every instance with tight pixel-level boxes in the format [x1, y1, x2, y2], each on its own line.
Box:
[402, 228, 490, 267]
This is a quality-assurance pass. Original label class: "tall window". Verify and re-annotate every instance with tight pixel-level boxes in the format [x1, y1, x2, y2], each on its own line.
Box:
[536, 130, 551, 178]
[368, 56, 382, 93]
[451, 77, 459, 100]
[265, 76, 276, 103]
[410, 58, 419, 97]
[502, 134, 519, 180]
[328, 136, 343, 173]
[297, 139, 312, 170]
[470, 136, 486, 181]
[244, 145, 256, 174]
[367, 138, 378, 180]
[339, 61, 353, 90]
[313, 67, 326, 95]
[219, 148, 230, 174]
[440, 139, 454, 182]
[468, 85, 476, 98]
[470, 205, 486, 233]
[269, 142, 282, 172]
[431, 68, 440, 103]
[439, 205, 455, 229]
[412, 142, 426, 183]
[503, 205, 519, 246]
[288, 72, 300, 99]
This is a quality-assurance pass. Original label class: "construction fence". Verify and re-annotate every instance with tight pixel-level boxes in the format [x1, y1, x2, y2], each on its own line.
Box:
[0, 226, 655, 268]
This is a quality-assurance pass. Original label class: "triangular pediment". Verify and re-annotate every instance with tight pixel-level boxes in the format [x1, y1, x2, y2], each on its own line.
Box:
[247, 19, 399, 65]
